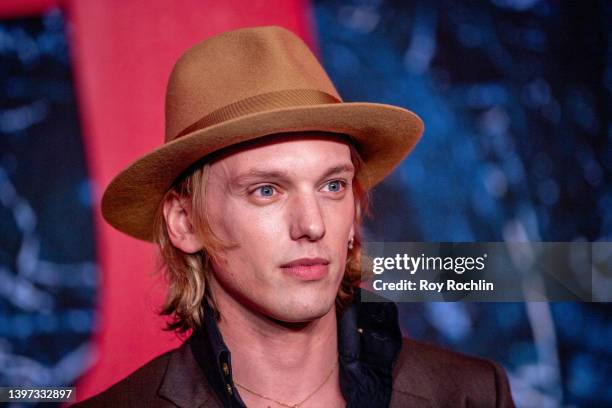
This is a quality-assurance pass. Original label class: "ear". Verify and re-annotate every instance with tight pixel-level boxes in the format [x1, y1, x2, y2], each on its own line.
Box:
[163, 192, 204, 254]
[349, 224, 355, 243]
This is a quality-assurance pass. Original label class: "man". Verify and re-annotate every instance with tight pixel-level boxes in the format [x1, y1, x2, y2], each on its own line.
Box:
[76, 26, 514, 407]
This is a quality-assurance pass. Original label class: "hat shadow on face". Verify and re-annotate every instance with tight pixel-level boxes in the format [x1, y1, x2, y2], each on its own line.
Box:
[201, 131, 354, 165]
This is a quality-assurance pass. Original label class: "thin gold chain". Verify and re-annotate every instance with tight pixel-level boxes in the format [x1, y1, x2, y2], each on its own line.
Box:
[233, 357, 339, 408]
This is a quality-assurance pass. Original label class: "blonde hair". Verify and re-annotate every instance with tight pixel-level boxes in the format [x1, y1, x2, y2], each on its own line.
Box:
[153, 139, 369, 334]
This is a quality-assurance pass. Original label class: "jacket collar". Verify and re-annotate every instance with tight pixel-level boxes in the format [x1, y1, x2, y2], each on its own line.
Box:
[158, 337, 221, 408]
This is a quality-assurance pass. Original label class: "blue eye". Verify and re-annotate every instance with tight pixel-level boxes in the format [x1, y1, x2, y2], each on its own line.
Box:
[324, 180, 346, 193]
[256, 185, 275, 197]
[328, 181, 341, 191]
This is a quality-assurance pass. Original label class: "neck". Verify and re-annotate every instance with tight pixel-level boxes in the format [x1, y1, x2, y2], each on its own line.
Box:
[212, 285, 345, 407]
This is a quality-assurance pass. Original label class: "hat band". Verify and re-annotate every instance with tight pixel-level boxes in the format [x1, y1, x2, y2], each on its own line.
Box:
[172, 88, 341, 141]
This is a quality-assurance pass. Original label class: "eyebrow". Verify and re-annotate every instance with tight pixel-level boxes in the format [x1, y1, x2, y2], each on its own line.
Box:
[232, 163, 355, 186]
[319, 164, 355, 180]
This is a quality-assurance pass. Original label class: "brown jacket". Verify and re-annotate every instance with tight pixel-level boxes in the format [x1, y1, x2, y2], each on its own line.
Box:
[73, 337, 514, 408]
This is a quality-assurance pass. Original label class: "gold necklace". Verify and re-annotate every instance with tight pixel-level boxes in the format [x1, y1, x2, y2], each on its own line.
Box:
[233, 357, 339, 408]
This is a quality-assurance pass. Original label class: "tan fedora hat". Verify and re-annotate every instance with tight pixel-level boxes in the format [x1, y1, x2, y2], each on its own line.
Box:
[102, 25, 424, 241]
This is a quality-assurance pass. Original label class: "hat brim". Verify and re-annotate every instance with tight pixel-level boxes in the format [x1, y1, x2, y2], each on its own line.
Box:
[101, 102, 424, 241]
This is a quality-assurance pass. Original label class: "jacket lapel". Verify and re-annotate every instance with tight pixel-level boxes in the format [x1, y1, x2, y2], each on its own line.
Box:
[390, 389, 433, 407]
[158, 340, 222, 408]
[389, 339, 434, 408]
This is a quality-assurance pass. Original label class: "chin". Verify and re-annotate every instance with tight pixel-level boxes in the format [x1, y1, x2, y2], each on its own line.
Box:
[269, 294, 336, 324]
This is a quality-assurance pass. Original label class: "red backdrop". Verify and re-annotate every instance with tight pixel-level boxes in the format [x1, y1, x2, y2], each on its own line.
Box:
[1, 0, 315, 401]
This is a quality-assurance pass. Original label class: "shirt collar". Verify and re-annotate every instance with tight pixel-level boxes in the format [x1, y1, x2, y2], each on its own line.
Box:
[189, 291, 402, 408]
[190, 303, 244, 407]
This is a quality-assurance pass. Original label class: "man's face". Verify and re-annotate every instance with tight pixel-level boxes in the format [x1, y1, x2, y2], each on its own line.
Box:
[204, 134, 356, 323]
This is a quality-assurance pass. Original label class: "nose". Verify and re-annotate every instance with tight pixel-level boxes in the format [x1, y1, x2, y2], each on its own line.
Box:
[288, 191, 326, 242]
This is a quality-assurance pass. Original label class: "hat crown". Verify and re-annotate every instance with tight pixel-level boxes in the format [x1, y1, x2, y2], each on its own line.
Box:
[165, 26, 341, 142]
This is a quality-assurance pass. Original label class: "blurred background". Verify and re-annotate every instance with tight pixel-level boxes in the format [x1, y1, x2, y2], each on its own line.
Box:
[0, 0, 610, 407]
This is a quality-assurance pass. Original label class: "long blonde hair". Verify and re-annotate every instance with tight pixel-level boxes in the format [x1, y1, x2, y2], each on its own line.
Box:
[153, 138, 369, 334]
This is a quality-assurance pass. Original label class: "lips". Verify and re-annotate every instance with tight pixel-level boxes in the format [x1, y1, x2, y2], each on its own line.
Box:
[280, 257, 330, 281]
